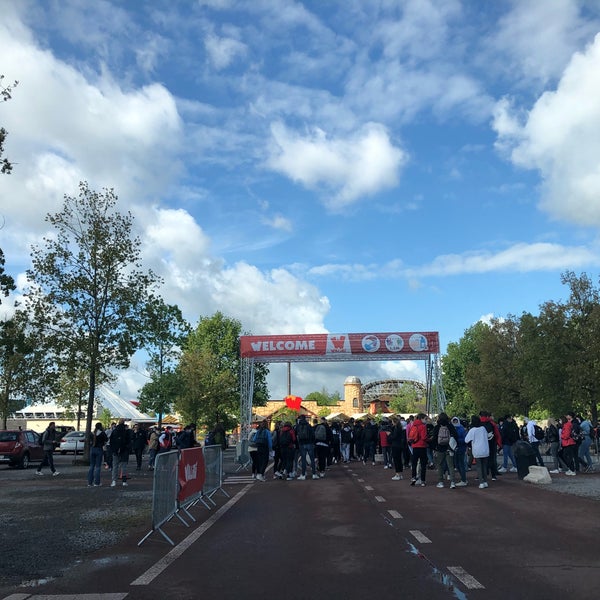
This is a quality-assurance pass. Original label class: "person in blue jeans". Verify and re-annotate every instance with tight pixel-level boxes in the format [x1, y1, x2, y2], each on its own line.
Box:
[295, 415, 318, 480]
[87, 423, 108, 487]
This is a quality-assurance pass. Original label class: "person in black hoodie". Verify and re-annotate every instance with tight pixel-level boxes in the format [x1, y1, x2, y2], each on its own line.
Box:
[498, 415, 519, 473]
[109, 418, 132, 488]
[388, 416, 407, 480]
[362, 419, 379, 465]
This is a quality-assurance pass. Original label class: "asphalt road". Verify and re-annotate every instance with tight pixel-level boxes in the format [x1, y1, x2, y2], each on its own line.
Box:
[1, 453, 599, 600]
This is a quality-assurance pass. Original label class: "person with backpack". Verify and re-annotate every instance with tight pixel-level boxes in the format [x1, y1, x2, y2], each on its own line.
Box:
[430, 412, 458, 489]
[407, 413, 429, 486]
[314, 417, 331, 477]
[158, 426, 174, 453]
[524, 418, 545, 467]
[450, 416, 468, 486]
[294, 414, 318, 480]
[271, 420, 283, 478]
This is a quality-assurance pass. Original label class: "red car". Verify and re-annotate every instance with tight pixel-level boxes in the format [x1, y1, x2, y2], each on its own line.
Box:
[0, 429, 45, 469]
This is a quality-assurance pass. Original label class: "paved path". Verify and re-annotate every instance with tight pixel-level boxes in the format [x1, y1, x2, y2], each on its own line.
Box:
[4, 456, 599, 600]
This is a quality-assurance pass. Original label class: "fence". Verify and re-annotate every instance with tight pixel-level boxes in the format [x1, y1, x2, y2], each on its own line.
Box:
[138, 445, 226, 547]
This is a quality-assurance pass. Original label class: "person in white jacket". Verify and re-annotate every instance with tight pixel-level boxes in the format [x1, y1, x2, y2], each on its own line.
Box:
[465, 415, 490, 489]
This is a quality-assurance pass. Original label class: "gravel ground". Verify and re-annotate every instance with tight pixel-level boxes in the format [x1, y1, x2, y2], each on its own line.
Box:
[0, 453, 598, 595]
[0, 457, 154, 592]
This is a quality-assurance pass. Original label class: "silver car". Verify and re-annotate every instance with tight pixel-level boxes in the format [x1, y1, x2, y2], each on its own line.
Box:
[59, 431, 86, 454]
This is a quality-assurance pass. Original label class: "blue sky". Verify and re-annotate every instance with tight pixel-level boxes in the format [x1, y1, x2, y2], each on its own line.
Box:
[2, 1, 600, 401]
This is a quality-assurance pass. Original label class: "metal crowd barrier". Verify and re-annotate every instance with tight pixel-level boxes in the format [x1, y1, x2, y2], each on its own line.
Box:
[138, 445, 226, 547]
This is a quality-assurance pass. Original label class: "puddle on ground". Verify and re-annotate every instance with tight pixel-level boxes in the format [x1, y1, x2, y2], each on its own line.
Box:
[406, 540, 469, 600]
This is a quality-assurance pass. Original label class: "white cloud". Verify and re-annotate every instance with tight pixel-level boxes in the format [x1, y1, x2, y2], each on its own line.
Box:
[204, 32, 247, 70]
[307, 242, 600, 282]
[261, 214, 293, 232]
[489, 0, 598, 86]
[493, 33, 600, 226]
[267, 122, 407, 210]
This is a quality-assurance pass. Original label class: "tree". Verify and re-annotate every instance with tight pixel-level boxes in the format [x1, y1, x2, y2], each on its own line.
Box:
[442, 321, 487, 418]
[138, 297, 190, 426]
[175, 312, 269, 429]
[0, 248, 16, 301]
[0, 309, 54, 428]
[389, 382, 422, 414]
[305, 387, 340, 406]
[1, 75, 18, 174]
[26, 181, 161, 455]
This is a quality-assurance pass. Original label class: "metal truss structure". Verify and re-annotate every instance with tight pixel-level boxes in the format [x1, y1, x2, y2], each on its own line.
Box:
[240, 350, 446, 436]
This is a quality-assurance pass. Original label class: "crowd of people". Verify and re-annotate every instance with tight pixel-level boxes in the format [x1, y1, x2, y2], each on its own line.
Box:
[246, 411, 598, 489]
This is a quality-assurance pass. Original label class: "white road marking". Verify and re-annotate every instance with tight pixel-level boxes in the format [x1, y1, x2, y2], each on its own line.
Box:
[364, 485, 374, 490]
[131, 484, 252, 586]
[387, 510, 403, 519]
[375, 495, 385, 502]
[447, 566, 485, 589]
[357, 478, 364, 482]
[409, 530, 431, 543]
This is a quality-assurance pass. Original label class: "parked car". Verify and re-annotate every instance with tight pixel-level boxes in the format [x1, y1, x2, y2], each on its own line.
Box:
[0, 429, 45, 469]
[59, 430, 86, 454]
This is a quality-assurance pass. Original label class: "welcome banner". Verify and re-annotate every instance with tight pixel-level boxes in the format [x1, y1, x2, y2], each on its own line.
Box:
[240, 331, 439, 360]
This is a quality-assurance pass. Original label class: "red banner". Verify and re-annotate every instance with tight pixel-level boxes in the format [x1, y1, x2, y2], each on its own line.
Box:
[177, 447, 206, 503]
[240, 332, 439, 359]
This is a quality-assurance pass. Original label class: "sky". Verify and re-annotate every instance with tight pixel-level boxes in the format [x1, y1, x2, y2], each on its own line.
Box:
[2, 0, 600, 403]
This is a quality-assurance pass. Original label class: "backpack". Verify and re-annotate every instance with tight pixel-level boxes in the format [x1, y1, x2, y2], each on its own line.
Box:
[279, 428, 292, 448]
[175, 430, 189, 449]
[315, 424, 327, 442]
[296, 420, 310, 442]
[341, 426, 352, 443]
[407, 425, 420, 445]
[533, 424, 545, 441]
[437, 425, 450, 447]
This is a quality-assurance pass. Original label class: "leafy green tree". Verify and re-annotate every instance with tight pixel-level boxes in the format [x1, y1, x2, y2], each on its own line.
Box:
[138, 297, 190, 426]
[442, 321, 487, 418]
[389, 382, 422, 414]
[0, 310, 53, 428]
[0, 249, 16, 301]
[26, 181, 161, 453]
[175, 312, 269, 429]
[1, 75, 18, 175]
[305, 387, 340, 406]
[558, 271, 600, 422]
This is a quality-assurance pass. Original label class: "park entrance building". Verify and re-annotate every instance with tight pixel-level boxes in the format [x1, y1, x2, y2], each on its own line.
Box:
[239, 331, 446, 434]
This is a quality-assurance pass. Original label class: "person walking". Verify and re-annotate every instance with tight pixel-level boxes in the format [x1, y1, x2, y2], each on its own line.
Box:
[131, 424, 148, 471]
[465, 415, 490, 489]
[314, 417, 331, 477]
[578, 415, 594, 472]
[87, 422, 108, 487]
[340, 421, 353, 463]
[278, 421, 297, 480]
[451, 417, 468, 486]
[110, 418, 131, 487]
[362, 419, 378, 466]
[546, 418, 561, 473]
[379, 419, 393, 469]
[253, 420, 272, 481]
[37, 422, 59, 477]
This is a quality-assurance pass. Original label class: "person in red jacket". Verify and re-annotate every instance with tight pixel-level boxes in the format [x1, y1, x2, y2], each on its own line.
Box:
[408, 413, 429, 486]
[561, 412, 577, 476]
